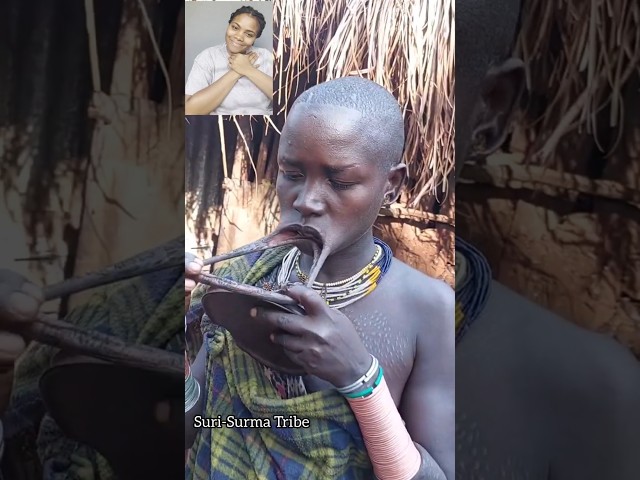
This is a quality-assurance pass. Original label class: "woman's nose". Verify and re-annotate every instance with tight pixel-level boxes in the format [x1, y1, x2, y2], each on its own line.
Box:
[293, 183, 324, 217]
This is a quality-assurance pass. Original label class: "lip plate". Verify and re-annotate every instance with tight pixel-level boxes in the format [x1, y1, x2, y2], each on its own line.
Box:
[202, 289, 306, 375]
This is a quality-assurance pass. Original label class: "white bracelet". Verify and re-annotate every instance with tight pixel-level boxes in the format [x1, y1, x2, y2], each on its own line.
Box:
[185, 374, 201, 412]
[336, 355, 379, 394]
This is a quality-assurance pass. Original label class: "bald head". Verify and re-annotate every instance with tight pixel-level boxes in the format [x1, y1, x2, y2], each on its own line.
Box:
[456, 0, 523, 175]
[291, 77, 405, 172]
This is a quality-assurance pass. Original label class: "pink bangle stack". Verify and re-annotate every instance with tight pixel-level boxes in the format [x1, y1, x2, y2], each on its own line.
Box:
[347, 376, 422, 480]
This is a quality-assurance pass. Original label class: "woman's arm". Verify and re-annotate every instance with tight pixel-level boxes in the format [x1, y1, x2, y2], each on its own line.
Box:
[185, 70, 242, 115]
[257, 283, 453, 479]
[243, 68, 273, 100]
[228, 54, 273, 100]
[397, 283, 455, 480]
[185, 343, 207, 449]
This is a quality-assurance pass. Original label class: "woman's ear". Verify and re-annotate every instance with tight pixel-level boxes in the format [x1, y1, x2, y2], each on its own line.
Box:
[383, 163, 408, 205]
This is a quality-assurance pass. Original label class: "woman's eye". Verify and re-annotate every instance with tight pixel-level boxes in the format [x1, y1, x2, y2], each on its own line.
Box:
[281, 171, 303, 180]
[330, 180, 354, 191]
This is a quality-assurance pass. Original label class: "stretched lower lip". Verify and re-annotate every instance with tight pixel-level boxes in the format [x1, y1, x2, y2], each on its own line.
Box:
[274, 224, 331, 286]
[273, 224, 324, 248]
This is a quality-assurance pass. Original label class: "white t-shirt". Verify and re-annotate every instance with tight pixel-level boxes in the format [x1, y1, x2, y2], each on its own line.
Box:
[185, 44, 273, 115]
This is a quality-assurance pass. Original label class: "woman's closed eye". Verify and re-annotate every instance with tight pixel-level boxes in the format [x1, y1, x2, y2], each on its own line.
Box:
[280, 170, 355, 190]
[329, 180, 355, 190]
[281, 170, 303, 180]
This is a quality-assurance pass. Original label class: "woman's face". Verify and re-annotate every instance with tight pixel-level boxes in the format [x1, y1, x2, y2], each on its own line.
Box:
[225, 13, 260, 54]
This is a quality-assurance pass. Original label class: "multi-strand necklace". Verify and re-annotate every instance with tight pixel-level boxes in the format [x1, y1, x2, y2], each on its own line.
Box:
[276, 238, 393, 309]
[455, 237, 491, 343]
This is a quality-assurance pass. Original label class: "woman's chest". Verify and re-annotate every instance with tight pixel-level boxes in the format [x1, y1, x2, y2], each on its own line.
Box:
[305, 303, 416, 404]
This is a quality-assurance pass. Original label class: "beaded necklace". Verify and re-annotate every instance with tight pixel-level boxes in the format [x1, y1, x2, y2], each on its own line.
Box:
[276, 238, 393, 309]
[455, 237, 491, 343]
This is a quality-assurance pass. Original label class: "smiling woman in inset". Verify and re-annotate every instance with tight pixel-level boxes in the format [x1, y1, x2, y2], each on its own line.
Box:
[185, 6, 273, 116]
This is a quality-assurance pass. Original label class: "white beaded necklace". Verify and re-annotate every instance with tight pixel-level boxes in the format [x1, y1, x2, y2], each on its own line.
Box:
[276, 246, 383, 309]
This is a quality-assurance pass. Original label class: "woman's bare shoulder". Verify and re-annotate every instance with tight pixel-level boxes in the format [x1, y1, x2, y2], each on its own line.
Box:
[387, 259, 454, 333]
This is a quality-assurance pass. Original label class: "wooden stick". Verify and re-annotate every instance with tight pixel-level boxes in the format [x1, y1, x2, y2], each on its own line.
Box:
[378, 206, 455, 226]
[460, 156, 640, 208]
[84, 0, 101, 92]
[25, 315, 183, 378]
[43, 237, 183, 301]
[19, 238, 186, 377]
[198, 272, 299, 306]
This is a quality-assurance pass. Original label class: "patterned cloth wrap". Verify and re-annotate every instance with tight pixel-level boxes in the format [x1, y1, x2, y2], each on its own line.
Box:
[185, 247, 374, 480]
[2, 241, 185, 480]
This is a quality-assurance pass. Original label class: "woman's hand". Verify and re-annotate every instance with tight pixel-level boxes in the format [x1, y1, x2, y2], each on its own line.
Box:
[228, 52, 258, 77]
[185, 252, 203, 297]
[252, 284, 372, 388]
[0, 269, 43, 370]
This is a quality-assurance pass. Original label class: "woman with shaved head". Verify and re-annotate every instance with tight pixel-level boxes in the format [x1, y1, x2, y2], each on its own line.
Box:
[185, 77, 455, 479]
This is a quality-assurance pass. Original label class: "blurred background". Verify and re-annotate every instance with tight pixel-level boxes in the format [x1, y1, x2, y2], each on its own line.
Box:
[0, 0, 184, 313]
[0, 1, 185, 478]
[185, 0, 455, 287]
[457, 0, 640, 357]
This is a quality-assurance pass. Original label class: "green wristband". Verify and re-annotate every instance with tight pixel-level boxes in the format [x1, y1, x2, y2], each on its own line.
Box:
[344, 366, 384, 399]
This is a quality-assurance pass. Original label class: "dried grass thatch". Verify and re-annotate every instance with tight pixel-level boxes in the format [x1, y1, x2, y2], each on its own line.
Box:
[187, 0, 455, 245]
[514, 0, 640, 164]
[274, 0, 454, 206]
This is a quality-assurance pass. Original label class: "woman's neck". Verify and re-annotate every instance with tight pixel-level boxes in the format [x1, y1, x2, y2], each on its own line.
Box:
[298, 231, 377, 284]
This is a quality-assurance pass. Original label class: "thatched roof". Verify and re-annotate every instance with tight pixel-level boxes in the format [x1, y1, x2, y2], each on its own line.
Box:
[273, 0, 454, 206]
[190, 0, 455, 211]
[514, 0, 640, 164]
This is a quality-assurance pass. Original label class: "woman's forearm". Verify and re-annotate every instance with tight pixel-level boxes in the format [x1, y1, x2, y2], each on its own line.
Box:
[185, 71, 242, 115]
[353, 410, 445, 480]
[411, 443, 447, 480]
[185, 345, 207, 449]
[185, 378, 204, 449]
[347, 376, 446, 480]
[244, 67, 273, 100]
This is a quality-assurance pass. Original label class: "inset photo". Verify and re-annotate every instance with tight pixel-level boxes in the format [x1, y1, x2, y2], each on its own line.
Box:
[185, 1, 273, 115]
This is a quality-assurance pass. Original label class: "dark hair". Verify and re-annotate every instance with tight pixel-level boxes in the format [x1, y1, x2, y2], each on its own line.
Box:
[293, 77, 405, 172]
[229, 6, 266, 38]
